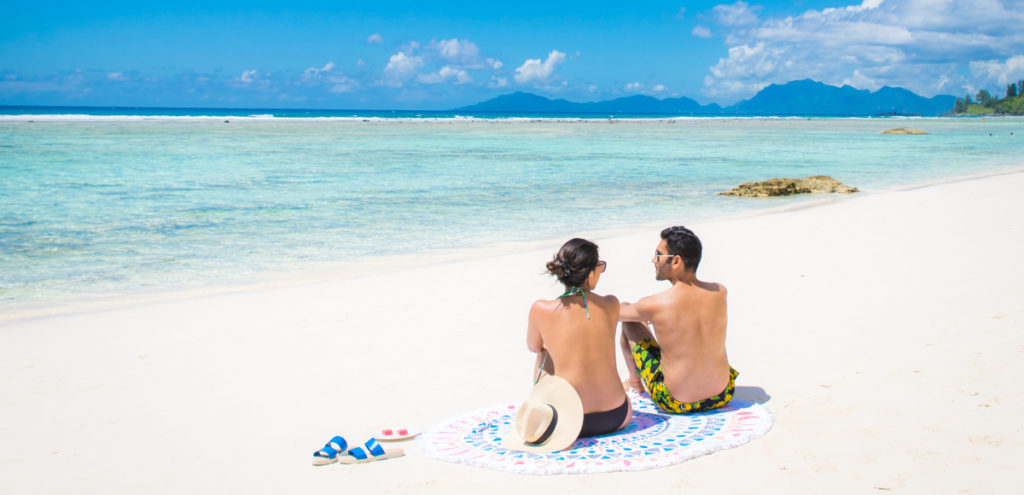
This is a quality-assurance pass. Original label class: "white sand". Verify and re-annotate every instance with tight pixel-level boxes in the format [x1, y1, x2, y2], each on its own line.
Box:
[2, 171, 1022, 494]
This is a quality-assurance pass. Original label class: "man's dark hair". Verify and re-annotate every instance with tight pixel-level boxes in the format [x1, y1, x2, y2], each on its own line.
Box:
[546, 238, 599, 288]
[661, 226, 702, 272]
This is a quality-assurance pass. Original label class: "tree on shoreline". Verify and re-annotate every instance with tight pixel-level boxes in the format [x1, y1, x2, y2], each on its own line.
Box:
[952, 77, 1024, 115]
[976, 89, 995, 106]
[953, 94, 973, 114]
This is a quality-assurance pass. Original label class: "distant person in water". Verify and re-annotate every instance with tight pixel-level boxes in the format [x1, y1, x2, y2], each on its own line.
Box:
[619, 226, 737, 414]
[526, 238, 631, 439]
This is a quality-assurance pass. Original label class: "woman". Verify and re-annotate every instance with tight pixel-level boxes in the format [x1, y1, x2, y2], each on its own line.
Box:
[526, 238, 631, 438]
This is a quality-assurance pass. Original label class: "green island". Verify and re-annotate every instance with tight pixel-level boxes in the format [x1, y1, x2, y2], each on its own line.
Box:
[951, 77, 1024, 115]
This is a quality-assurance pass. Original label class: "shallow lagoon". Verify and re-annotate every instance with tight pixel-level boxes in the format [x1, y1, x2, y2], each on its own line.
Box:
[1, 117, 1021, 310]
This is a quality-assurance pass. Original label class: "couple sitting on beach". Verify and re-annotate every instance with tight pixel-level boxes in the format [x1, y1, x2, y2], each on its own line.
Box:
[506, 226, 737, 452]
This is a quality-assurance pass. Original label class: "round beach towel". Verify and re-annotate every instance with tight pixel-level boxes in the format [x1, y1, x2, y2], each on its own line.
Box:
[418, 392, 773, 475]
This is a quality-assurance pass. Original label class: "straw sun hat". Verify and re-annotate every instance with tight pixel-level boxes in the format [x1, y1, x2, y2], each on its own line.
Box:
[502, 375, 584, 453]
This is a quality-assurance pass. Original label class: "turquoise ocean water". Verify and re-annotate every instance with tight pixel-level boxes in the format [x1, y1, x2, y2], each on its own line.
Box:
[1, 110, 1021, 314]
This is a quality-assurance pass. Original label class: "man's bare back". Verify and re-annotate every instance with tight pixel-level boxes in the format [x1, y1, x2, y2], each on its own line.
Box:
[618, 227, 734, 411]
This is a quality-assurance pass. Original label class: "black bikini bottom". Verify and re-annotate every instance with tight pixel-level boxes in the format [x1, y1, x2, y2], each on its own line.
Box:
[578, 397, 630, 438]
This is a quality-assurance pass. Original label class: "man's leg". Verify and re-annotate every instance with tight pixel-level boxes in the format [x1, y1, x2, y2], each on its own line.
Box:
[619, 321, 655, 392]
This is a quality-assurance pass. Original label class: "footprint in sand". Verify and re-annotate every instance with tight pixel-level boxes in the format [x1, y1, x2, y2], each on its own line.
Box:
[969, 435, 1003, 446]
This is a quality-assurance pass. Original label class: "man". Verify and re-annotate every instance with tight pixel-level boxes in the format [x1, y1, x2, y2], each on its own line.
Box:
[618, 226, 737, 414]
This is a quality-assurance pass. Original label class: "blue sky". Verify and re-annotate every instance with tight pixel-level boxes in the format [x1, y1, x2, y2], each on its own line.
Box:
[2, 0, 1023, 109]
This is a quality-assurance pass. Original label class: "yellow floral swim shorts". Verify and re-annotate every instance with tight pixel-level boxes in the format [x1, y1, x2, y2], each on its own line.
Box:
[632, 338, 738, 414]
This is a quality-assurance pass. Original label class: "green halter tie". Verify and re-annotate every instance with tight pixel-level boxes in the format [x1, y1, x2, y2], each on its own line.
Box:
[558, 286, 590, 319]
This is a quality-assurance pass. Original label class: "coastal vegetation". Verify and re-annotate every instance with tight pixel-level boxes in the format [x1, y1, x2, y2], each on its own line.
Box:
[952, 78, 1024, 115]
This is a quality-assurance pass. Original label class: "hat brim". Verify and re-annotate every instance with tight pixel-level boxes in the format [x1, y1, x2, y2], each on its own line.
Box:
[502, 375, 584, 453]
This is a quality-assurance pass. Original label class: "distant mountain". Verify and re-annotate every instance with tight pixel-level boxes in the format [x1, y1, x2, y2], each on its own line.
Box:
[456, 91, 723, 115]
[729, 79, 956, 116]
[455, 80, 956, 116]
[458, 92, 573, 113]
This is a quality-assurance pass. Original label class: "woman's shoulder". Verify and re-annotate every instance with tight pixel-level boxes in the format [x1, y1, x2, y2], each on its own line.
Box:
[587, 292, 620, 318]
[589, 292, 619, 305]
[530, 298, 561, 312]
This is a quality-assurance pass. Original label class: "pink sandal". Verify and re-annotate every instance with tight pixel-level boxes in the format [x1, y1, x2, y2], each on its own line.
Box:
[376, 427, 420, 441]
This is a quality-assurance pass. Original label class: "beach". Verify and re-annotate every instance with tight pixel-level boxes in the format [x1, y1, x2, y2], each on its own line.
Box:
[1, 168, 1021, 493]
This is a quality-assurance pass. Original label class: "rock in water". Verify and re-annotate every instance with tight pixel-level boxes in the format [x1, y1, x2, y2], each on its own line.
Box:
[718, 176, 859, 197]
[881, 127, 928, 134]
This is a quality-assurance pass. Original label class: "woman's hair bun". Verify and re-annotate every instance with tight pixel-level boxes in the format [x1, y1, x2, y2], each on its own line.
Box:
[545, 238, 598, 288]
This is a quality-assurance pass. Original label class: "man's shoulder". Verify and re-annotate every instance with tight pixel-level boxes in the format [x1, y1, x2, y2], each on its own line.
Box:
[635, 288, 664, 305]
[635, 288, 672, 312]
[692, 280, 724, 297]
[660, 280, 726, 308]
[698, 280, 727, 295]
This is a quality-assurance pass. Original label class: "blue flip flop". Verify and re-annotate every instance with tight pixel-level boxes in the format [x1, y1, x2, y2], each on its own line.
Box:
[313, 436, 348, 466]
[338, 438, 405, 464]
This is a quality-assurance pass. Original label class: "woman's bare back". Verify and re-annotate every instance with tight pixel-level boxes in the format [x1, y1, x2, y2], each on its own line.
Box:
[529, 292, 628, 413]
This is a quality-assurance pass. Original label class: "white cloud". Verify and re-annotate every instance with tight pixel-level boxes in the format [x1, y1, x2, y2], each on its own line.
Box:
[429, 39, 503, 72]
[374, 37, 503, 89]
[301, 62, 336, 83]
[489, 76, 509, 88]
[296, 62, 358, 92]
[434, 39, 481, 63]
[367, 33, 383, 44]
[329, 75, 357, 93]
[624, 82, 668, 94]
[444, 66, 472, 84]
[107, 72, 128, 81]
[969, 55, 1024, 92]
[383, 51, 424, 85]
[514, 50, 567, 84]
[713, 1, 760, 27]
[709, 42, 781, 78]
[418, 66, 472, 85]
[840, 69, 878, 89]
[692, 25, 713, 38]
[238, 70, 259, 84]
[676, 7, 686, 20]
[702, 0, 1024, 102]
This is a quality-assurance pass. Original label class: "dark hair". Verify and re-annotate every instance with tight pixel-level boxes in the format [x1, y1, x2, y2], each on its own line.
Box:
[546, 238, 599, 288]
[661, 226, 702, 272]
